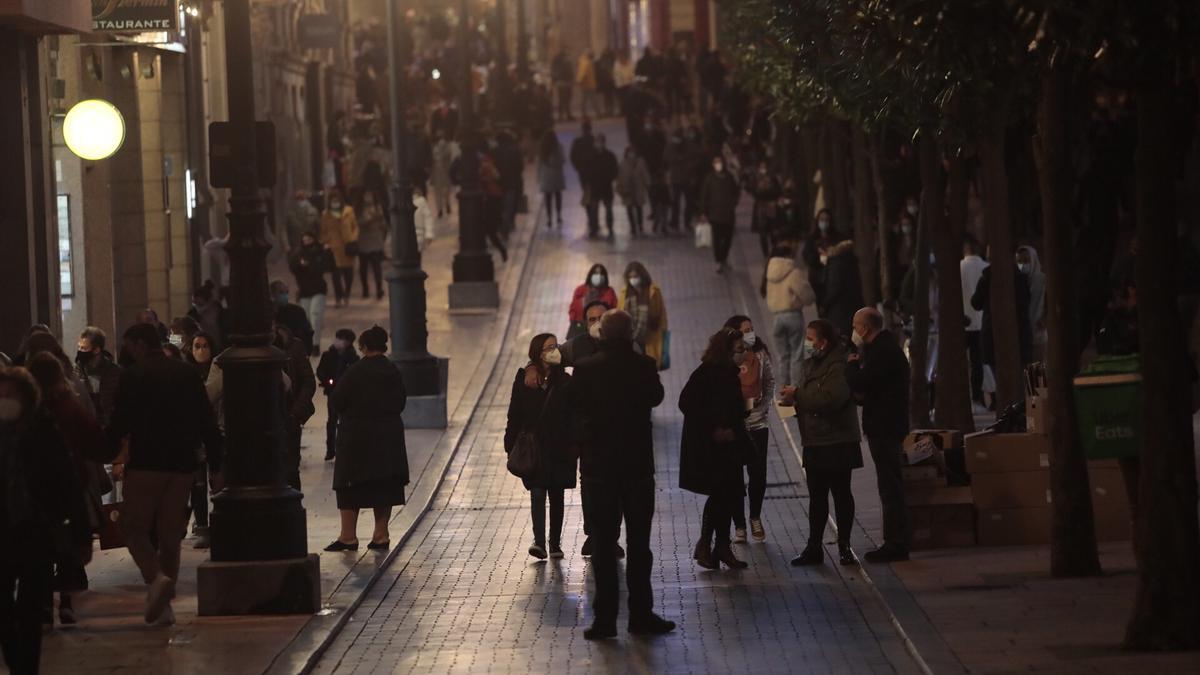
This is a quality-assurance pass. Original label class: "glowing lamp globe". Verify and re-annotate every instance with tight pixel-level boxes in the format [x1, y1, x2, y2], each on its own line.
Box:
[63, 99, 126, 161]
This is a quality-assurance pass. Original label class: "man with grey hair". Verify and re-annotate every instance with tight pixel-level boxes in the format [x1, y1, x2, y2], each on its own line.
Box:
[846, 307, 912, 562]
[570, 309, 674, 639]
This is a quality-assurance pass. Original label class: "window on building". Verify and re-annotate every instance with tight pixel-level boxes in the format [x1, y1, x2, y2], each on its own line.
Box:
[57, 194, 73, 298]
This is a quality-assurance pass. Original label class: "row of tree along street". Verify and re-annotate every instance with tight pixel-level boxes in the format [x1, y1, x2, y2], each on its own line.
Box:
[720, 0, 1199, 650]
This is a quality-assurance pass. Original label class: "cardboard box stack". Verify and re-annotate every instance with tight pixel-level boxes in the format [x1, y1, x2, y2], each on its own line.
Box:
[965, 430, 1131, 546]
[903, 430, 974, 550]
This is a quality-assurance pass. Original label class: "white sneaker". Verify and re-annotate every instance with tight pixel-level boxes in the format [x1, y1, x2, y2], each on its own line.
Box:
[150, 604, 176, 627]
[144, 575, 174, 624]
[733, 528, 748, 544]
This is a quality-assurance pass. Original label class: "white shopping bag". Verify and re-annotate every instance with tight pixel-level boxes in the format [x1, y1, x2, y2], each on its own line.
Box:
[694, 221, 713, 249]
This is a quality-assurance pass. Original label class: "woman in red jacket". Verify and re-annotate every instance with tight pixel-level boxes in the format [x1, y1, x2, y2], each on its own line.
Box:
[567, 263, 618, 340]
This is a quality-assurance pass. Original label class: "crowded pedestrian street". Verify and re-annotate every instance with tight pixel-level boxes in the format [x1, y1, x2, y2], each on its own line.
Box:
[5, 2, 1200, 675]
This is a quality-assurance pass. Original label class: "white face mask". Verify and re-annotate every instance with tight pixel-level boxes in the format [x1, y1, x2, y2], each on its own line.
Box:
[804, 339, 816, 353]
[169, 334, 184, 348]
[713, 162, 723, 173]
[743, 331, 757, 347]
[331, 201, 343, 211]
[819, 254, 829, 266]
[1018, 263, 1031, 274]
[818, 219, 830, 233]
[628, 276, 642, 288]
[851, 330, 865, 347]
[588, 322, 603, 339]
[543, 348, 562, 365]
[907, 204, 919, 216]
[590, 273, 605, 287]
[0, 398, 22, 423]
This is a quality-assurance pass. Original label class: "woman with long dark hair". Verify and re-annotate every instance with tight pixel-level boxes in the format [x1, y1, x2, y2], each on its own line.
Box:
[504, 333, 577, 560]
[723, 315, 775, 543]
[679, 328, 753, 570]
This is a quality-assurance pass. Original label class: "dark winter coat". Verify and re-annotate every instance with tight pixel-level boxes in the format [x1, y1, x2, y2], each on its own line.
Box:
[560, 334, 600, 368]
[569, 134, 595, 183]
[504, 367, 577, 490]
[678, 361, 751, 496]
[699, 170, 740, 224]
[845, 330, 910, 441]
[106, 352, 223, 474]
[276, 302, 314, 353]
[316, 346, 360, 395]
[970, 264, 1033, 366]
[278, 330, 317, 425]
[588, 148, 619, 201]
[76, 351, 121, 426]
[794, 343, 863, 470]
[289, 242, 332, 298]
[820, 240, 865, 338]
[569, 341, 664, 484]
[330, 355, 409, 491]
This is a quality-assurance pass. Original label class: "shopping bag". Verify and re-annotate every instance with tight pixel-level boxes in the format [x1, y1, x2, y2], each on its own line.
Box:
[506, 432, 540, 479]
[98, 479, 124, 551]
[694, 221, 713, 248]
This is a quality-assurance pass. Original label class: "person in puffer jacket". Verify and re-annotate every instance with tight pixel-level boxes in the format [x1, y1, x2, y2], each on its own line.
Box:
[762, 236, 816, 386]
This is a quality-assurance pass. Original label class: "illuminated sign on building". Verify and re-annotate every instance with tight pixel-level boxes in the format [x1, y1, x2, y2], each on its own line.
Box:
[92, 0, 177, 33]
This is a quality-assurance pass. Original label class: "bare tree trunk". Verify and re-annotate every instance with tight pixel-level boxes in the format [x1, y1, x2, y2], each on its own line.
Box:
[1124, 36, 1200, 649]
[932, 144, 975, 433]
[828, 118, 852, 231]
[908, 136, 934, 428]
[871, 135, 894, 307]
[852, 126, 878, 305]
[1034, 64, 1101, 579]
[980, 111, 1024, 411]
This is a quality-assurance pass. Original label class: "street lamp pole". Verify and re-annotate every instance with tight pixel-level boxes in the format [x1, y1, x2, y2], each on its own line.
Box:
[197, 0, 319, 616]
[385, 0, 441, 398]
[448, 0, 499, 310]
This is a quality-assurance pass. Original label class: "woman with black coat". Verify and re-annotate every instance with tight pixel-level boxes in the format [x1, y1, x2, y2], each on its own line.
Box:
[325, 326, 409, 552]
[504, 333, 577, 560]
[679, 328, 753, 570]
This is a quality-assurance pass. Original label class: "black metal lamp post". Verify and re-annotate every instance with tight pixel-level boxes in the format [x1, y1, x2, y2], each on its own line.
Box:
[385, 0, 442, 401]
[448, 0, 499, 310]
[197, 0, 319, 616]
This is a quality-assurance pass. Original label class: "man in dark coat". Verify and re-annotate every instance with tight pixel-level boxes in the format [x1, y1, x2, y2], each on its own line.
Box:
[271, 280, 315, 354]
[585, 133, 619, 239]
[699, 156, 740, 272]
[75, 326, 122, 425]
[845, 308, 911, 562]
[106, 322, 223, 625]
[560, 300, 609, 367]
[821, 240, 866, 338]
[275, 324, 317, 491]
[570, 310, 674, 639]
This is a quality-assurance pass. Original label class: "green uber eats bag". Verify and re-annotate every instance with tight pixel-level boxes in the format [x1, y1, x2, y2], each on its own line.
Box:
[1073, 354, 1142, 460]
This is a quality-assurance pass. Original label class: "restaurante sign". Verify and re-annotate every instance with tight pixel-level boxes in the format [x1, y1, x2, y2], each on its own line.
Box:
[92, 0, 177, 33]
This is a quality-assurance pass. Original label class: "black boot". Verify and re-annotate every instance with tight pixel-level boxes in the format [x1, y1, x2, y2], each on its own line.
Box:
[791, 545, 824, 566]
[838, 542, 857, 566]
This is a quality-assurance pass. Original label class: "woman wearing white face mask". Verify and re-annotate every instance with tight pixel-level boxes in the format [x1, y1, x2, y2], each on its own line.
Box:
[504, 333, 577, 560]
[723, 316, 775, 543]
[567, 264, 618, 340]
[618, 261, 669, 370]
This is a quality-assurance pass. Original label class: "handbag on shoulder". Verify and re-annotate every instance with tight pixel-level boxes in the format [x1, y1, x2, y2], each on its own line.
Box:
[506, 431, 540, 479]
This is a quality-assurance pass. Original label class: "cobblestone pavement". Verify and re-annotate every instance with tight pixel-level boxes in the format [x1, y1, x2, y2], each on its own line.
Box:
[312, 121, 918, 675]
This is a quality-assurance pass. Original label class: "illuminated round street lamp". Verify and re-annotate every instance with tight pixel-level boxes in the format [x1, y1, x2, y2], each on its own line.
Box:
[63, 99, 126, 161]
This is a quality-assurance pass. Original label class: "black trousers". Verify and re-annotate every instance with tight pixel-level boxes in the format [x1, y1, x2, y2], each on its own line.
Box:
[543, 190, 562, 224]
[331, 266, 354, 303]
[626, 204, 644, 236]
[585, 197, 614, 236]
[966, 330, 984, 403]
[359, 251, 384, 298]
[806, 464, 855, 547]
[1, 557, 49, 675]
[325, 395, 339, 455]
[530, 488, 565, 548]
[866, 436, 910, 550]
[735, 428, 770, 528]
[584, 477, 655, 624]
[712, 220, 735, 264]
[701, 493, 737, 547]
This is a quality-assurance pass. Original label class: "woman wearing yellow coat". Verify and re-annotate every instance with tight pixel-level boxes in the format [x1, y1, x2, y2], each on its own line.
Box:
[619, 261, 669, 369]
[320, 187, 360, 307]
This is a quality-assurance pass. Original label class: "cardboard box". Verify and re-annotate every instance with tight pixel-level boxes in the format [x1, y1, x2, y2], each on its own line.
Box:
[977, 507, 1051, 546]
[1088, 465, 1131, 541]
[902, 464, 944, 488]
[1025, 392, 1049, 435]
[965, 431, 1051, 474]
[971, 470, 1052, 509]
[907, 486, 976, 550]
[907, 429, 964, 451]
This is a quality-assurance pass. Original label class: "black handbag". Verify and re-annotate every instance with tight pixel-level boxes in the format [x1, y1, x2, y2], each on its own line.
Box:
[506, 431, 540, 479]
